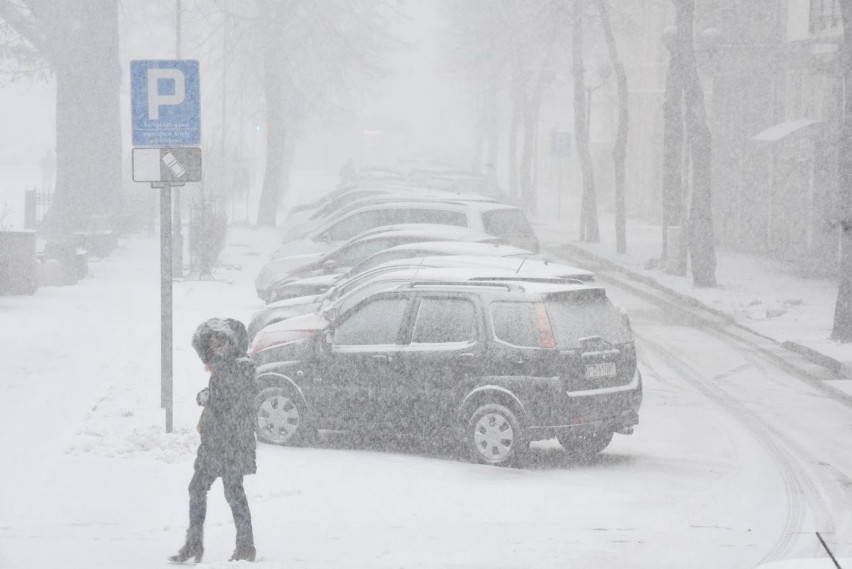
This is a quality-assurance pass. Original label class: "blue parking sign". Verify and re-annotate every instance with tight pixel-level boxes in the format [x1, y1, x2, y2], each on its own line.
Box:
[131, 60, 200, 146]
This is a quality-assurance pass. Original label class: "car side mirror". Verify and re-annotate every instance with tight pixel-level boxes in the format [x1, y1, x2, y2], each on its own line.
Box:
[322, 259, 338, 273]
[322, 305, 339, 324]
[323, 328, 334, 345]
[321, 232, 331, 243]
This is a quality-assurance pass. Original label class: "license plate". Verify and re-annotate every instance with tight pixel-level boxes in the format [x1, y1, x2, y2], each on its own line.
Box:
[585, 362, 617, 378]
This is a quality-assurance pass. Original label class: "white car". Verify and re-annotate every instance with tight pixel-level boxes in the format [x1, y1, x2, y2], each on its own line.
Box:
[256, 226, 503, 301]
[283, 200, 540, 253]
[262, 253, 594, 304]
[347, 240, 535, 277]
[283, 187, 497, 243]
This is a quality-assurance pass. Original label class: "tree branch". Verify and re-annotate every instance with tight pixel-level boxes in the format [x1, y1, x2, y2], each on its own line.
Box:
[0, 0, 49, 59]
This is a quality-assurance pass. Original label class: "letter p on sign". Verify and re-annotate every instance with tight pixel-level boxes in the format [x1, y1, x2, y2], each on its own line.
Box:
[147, 68, 185, 120]
[131, 60, 200, 146]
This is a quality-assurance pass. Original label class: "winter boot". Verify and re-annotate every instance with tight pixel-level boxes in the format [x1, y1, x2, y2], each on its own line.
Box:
[169, 526, 204, 563]
[229, 541, 256, 562]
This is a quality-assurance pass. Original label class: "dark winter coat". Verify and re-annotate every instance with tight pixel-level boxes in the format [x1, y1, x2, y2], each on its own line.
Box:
[191, 318, 257, 477]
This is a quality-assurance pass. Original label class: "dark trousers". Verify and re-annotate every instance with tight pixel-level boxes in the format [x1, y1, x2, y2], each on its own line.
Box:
[188, 467, 254, 547]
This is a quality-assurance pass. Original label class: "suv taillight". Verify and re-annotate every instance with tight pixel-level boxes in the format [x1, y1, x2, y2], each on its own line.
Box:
[534, 303, 555, 349]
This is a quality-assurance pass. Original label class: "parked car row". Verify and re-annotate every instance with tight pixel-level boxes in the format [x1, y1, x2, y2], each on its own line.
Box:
[247, 171, 642, 467]
[255, 224, 503, 302]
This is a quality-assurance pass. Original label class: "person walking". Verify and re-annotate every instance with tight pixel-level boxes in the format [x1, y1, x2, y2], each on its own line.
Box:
[170, 318, 258, 563]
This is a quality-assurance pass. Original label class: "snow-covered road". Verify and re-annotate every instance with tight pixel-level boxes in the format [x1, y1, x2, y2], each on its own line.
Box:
[1, 229, 851, 568]
[612, 283, 852, 568]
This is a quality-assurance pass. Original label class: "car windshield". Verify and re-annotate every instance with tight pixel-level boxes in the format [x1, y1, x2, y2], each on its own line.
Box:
[330, 237, 400, 267]
[482, 209, 534, 238]
[349, 250, 420, 275]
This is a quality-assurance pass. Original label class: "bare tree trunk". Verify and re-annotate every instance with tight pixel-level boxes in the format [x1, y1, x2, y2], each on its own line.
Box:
[519, 75, 548, 214]
[677, 0, 716, 287]
[482, 88, 502, 198]
[832, 0, 852, 340]
[12, 0, 123, 236]
[255, 2, 286, 227]
[519, 97, 535, 212]
[661, 32, 686, 271]
[508, 57, 525, 200]
[597, 0, 628, 253]
[472, 93, 486, 172]
[485, 89, 500, 177]
[572, 1, 599, 242]
[277, 131, 297, 208]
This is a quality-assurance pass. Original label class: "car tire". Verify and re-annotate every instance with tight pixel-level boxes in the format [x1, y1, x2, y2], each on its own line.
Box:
[557, 430, 614, 461]
[254, 387, 310, 446]
[465, 403, 526, 467]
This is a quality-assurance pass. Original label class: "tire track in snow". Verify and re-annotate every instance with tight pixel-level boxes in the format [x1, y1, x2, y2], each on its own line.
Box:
[636, 331, 849, 563]
[683, 323, 852, 559]
[549, 246, 852, 559]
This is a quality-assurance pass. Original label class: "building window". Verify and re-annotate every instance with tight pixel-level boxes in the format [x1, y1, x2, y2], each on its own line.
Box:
[810, 0, 841, 34]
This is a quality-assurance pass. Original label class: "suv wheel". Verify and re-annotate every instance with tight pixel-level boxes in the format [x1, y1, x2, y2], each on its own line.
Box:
[255, 387, 308, 445]
[558, 431, 613, 461]
[466, 403, 526, 466]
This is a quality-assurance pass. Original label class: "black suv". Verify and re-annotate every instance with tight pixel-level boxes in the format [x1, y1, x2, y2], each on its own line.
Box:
[253, 280, 642, 466]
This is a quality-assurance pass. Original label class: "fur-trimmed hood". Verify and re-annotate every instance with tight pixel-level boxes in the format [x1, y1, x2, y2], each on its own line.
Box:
[192, 318, 243, 364]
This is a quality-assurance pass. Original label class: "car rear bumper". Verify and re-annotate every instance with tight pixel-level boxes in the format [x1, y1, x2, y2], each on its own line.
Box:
[526, 410, 639, 441]
[524, 369, 643, 437]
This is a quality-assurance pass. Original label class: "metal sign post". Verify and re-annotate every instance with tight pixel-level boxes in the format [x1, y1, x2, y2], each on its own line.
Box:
[131, 59, 201, 434]
[154, 182, 176, 432]
[133, 149, 201, 434]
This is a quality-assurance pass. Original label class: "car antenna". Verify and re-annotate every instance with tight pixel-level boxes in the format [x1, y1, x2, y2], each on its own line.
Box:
[516, 257, 527, 274]
[411, 256, 426, 283]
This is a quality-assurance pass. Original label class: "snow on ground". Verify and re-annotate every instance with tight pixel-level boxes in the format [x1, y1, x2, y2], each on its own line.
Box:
[0, 226, 822, 568]
[2, 174, 852, 567]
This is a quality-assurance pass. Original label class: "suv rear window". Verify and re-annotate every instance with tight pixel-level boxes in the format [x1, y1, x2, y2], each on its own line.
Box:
[490, 296, 630, 348]
[482, 209, 534, 238]
[491, 301, 540, 347]
[545, 297, 631, 348]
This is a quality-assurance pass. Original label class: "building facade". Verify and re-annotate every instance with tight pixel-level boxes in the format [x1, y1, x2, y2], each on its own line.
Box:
[709, 0, 842, 274]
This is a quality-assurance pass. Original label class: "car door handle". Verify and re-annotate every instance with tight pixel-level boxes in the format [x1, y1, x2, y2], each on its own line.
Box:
[457, 353, 476, 363]
[506, 356, 525, 365]
[372, 354, 391, 363]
